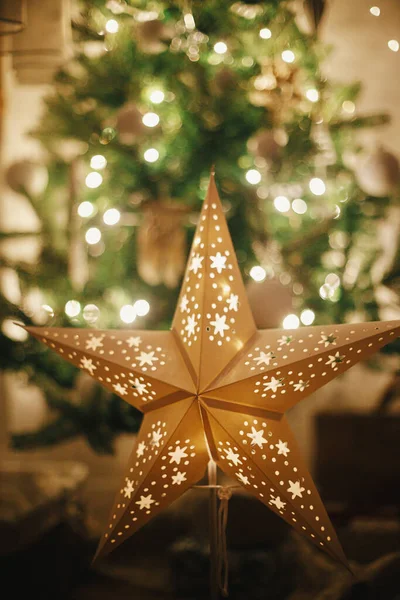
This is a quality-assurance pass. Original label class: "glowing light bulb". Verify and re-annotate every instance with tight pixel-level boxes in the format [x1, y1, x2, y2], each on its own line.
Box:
[83, 304, 100, 323]
[249, 266, 266, 282]
[2, 319, 28, 341]
[134, 299, 150, 317]
[214, 41, 227, 54]
[282, 314, 300, 329]
[150, 90, 165, 104]
[142, 112, 160, 127]
[342, 100, 355, 114]
[103, 208, 120, 225]
[184, 13, 195, 30]
[259, 28, 271, 39]
[85, 171, 103, 188]
[120, 304, 136, 324]
[274, 195, 290, 213]
[309, 177, 326, 195]
[370, 6, 380, 16]
[281, 50, 295, 63]
[105, 19, 119, 33]
[85, 227, 101, 245]
[306, 89, 319, 102]
[292, 198, 307, 214]
[245, 169, 261, 185]
[300, 309, 315, 326]
[144, 148, 159, 163]
[78, 201, 94, 218]
[388, 39, 399, 52]
[90, 155, 107, 170]
[65, 300, 81, 318]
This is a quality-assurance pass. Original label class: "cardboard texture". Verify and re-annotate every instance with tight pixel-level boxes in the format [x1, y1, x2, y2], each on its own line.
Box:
[27, 174, 400, 567]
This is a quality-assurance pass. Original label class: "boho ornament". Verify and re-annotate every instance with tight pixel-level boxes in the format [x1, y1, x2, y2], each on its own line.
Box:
[137, 201, 188, 288]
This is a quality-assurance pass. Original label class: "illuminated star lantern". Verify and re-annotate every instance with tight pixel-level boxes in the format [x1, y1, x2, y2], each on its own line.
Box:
[26, 174, 400, 567]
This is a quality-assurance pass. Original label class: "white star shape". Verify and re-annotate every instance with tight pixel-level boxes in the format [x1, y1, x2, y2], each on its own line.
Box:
[236, 472, 250, 485]
[185, 314, 198, 337]
[210, 313, 229, 337]
[136, 494, 155, 510]
[113, 382, 128, 396]
[247, 426, 268, 449]
[319, 333, 337, 347]
[85, 336, 104, 351]
[210, 252, 227, 274]
[189, 253, 204, 275]
[151, 428, 163, 447]
[263, 376, 284, 393]
[168, 445, 188, 465]
[138, 351, 159, 367]
[227, 293, 239, 311]
[223, 447, 242, 466]
[136, 441, 146, 457]
[126, 336, 141, 348]
[275, 440, 290, 457]
[80, 356, 97, 375]
[270, 495, 286, 510]
[172, 471, 187, 485]
[326, 352, 345, 368]
[277, 335, 292, 346]
[132, 378, 147, 395]
[253, 351, 275, 366]
[180, 295, 189, 312]
[287, 480, 305, 500]
[292, 380, 309, 392]
[123, 479, 135, 499]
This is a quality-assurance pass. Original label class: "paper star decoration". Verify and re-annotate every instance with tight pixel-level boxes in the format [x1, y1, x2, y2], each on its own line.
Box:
[26, 173, 400, 568]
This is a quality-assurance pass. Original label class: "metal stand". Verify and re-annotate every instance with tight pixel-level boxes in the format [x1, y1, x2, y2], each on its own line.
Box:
[208, 460, 219, 600]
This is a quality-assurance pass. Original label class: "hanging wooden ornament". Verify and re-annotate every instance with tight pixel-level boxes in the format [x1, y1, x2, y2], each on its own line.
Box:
[26, 173, 400, 569]
[137, 201, 189, 288]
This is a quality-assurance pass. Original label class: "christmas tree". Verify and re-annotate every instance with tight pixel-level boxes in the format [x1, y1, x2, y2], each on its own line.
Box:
[3, 0, 400, 453]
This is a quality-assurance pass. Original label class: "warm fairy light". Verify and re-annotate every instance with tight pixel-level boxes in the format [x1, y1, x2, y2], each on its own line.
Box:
[134, 299, 150, 316]
[259, 28, 272, 39]
[282, 314, 300, 329]
[85, 227, 101, 244]
[144, 148, 159, 162]
[41, 304, 54, 318]
[65, 300, 81, 318]
[150, 90, 165, 104]
[120, 304, 136, 324]
[274, 195, 290, 213]
[370, 6, 380, 16]
[388, 39, 399, 52]
[325, 273, 340, 288]
[85, 171, 103, 188]
[103, 208, 121, 225]
[281, 50, 295, 63]
[2, 319, 28, 342]
[105, 19, 119, 33]
[300, 309, 315, 326]
[78, 201, 94, 218]
[306, 89, 319, 102]
[342, 100, 355, 114]
[249, 266, 266, 282]
[142, 112, 160, 127]
[90, 155, 107, 170]
[309, 177, 326, 195]
[292, 198, 307, 214]
[319, 284, 334, 300]
[83, 304, 100, 323]
[245, 169, 261, 184]
[214, 41, 228, 54]
[184, 13, 195, 30]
